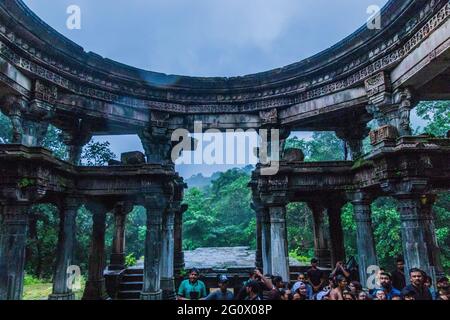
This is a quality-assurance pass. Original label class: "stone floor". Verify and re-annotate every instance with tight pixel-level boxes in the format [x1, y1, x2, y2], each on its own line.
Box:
[136, 247, 303, 270]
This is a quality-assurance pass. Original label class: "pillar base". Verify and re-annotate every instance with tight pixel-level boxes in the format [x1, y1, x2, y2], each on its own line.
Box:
[140, 290, 162, 300]
[48, 292, 75, 300]
[82, 279, 110, 300]
[315, 249, 332, 268]
[161, 277, 176, 300]
[109, 253, 125, 270]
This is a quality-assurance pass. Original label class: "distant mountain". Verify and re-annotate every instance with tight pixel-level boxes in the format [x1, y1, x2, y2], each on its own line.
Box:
[185, 165, 254, 189]
[185, 173, 216, 189]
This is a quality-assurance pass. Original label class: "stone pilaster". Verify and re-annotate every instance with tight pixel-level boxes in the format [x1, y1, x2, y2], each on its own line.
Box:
[420, 195, 444, 277]
[261, 207, 272, 275]
[308, 203, 331, 268]
[336, 124, 370, 160]
[109, 202, 132, 271]
[365, 77, 414, 138]
[269, 205, 289, 282]
[0, 203, 29, 300]
[327, 203, 346, 266]
[49, 197, 80, 300]
[396, 195, 432, 277]
[139, 111, 174, 165]
[161, 204, 176, 300]
[60, 127, 92, 165]
[141, 195, 166, 300]
[82, 204, 109, 300]
[174, 204, 187, 277]
[349, 192, 378, 287]
[0, 96, 50, 146]
[251, 201, 263, 270]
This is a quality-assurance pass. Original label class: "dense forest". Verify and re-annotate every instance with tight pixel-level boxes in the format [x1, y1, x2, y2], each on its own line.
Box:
[0, 101, 449, 281]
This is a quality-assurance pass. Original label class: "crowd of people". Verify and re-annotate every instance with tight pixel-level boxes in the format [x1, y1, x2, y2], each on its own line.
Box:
[176, 258, 450, 301]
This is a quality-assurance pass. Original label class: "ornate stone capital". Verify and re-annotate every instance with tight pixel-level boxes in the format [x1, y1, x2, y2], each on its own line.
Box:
[381, 178, 429, 197]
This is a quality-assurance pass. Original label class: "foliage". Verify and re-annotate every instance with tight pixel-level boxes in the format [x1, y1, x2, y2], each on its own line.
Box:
[125, 253, 137, 268]
[415, 101, 450, 137]
[182, 168, 255, 250]
[81, 141, 116, 166]
[0, 111, 12, 143]
[289, 251, 311, 264]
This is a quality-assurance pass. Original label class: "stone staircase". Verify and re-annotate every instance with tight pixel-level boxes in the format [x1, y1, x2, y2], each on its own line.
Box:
[117, 267, 143, 300]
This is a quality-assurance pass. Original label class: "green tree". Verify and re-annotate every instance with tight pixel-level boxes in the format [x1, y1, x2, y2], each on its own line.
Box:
[416, 101, 450, 137]
[81, 141, 116, 166]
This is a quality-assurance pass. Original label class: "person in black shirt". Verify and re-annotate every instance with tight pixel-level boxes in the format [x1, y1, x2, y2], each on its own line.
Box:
[391, 257, 406, 291]
[402, 268, 433, 300]
[307, 258, 325, 293]
[330, 261, 350, 281]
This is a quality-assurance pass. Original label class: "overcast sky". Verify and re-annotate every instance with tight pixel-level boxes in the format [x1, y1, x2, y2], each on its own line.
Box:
[23, 0, 389, 178]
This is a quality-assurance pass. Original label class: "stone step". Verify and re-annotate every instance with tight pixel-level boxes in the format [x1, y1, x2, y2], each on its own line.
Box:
[120, 281, 143, 291]
[124, 267, 143, 275]
[122, 274, 143, 282]
[117, 290, 141, 300]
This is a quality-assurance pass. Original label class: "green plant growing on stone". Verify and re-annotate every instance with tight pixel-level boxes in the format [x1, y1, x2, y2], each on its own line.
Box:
[18, 178, 36, 188]
[125, 253, 137, 267]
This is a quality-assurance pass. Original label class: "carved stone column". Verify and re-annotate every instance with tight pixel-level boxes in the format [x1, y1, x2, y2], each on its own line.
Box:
[160, 204, 176, 300]
[420, 195, 444, 277]
[308, 203, 331, 268]
[60, 126, 92, 165]
[261, 207, 272, 275]
[365, 74, 414, 138]
[0, 96, 50, 146]
[141, 195, 166, 300]
[174, 204, 187, 277]
[395, 194, 432, 277]
[251, 201, 263, 270]
[109, 202, 132, 271]
[49, 197, 79, 300]
[336, 124, 370, 160]
[327, 203, 346, 266]
[350, 192, 378, 287]
[139, 112, 173, 165]
[269, 205, 289, 282]
[82, 204, 109, 300]
[0, 203, 29, 300]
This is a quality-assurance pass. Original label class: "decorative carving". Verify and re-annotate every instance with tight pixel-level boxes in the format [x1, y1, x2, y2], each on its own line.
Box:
[34, 80, 58, 102]
[369, 125, 399, 145]
[259, 108, 278, 126]
[0, 0, 447, 116]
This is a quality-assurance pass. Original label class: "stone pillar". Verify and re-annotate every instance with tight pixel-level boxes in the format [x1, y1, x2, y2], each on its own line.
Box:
[161, 204, 176, 300]
[0, 203, 29, 300]
[109, 202, 131, 271]
[420, 195, 444, 277]
[336, 124, 370, 160]
[139, 112, 173, 165]
[141, 196, 165, 300]
[261, 207, 272, 275]
[269, 205, 289, 282]
[365, 85, 414, 138]
[395, 195, 433, 278]
[0, 96, 49, 146]
[327, 204, 346, 266]
[351, 193, 378, 287]
[60, 130, 92, 165]
[251, 202, 263, 270]
[82, 207, 109, 300]
[174, 204, 187, 276]
[49, 197, 79, 300]
[308, 203, 331, 268]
